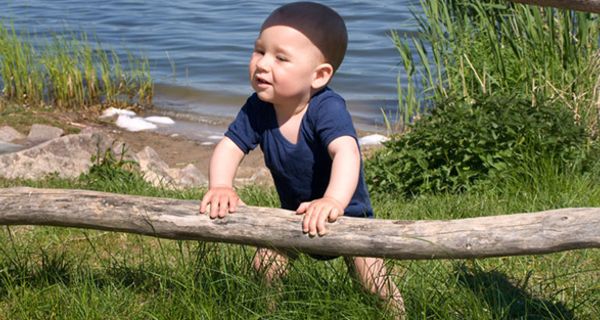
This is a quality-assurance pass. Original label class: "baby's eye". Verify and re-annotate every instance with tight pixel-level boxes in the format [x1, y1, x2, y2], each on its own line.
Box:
[276, 55, 288, 62]
[254, 49, 265, 55]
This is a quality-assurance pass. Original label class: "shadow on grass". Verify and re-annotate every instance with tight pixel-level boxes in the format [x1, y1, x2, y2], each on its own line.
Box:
[455, 264, 574, 319]
[0, 250, 73, 298]
[0, 244, 262, 301]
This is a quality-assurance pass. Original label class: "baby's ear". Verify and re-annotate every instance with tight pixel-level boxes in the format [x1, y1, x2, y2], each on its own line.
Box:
[312, 63, 334, 89]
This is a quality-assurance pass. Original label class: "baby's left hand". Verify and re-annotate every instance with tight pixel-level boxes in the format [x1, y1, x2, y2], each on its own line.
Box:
[296, 197, 344, 236]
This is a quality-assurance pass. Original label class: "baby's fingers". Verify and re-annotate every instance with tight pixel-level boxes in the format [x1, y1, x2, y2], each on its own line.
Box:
[328, 208, 341, 223]
[316, 209, 328, 236]
[317, 207, 340, 236]
[308, 206, 328, 236]
[296, 202, 310, 215]
[228, 194, 240, 213]
[208, 195, 227, 219]
[209, 197, 221, 219]
[199, 191, 214, 214]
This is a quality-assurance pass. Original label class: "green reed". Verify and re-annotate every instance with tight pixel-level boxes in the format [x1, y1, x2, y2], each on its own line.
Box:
[0, 23, 153, 110]
[391, 0, 600, 135]
[0, 25, 44, 106]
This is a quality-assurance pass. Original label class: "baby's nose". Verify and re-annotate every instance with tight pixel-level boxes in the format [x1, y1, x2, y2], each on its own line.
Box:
[255, 54, 272, 71]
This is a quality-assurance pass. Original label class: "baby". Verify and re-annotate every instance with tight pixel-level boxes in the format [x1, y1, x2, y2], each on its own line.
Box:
[200, 1, 405, 316]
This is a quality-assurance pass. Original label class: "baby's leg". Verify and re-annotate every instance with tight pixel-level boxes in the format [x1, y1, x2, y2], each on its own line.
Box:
[252, 248, 291, 284]
[346, 257, 406, 319]
[252, 248, 293, 311]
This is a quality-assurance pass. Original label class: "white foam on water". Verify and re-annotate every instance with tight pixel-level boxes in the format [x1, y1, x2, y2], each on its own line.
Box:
[115, 115, 157, 132]
[144, 116, 175, 125]
[100, 107, 136, 118]
[358, 134, 389, 146]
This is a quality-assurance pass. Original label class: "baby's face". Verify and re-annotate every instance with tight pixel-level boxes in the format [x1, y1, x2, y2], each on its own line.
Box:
[249, 24, 325, 108]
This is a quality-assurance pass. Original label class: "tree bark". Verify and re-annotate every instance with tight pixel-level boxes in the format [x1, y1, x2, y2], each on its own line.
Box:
[508, 0, 600, 13]
[1, 187, 599, 260]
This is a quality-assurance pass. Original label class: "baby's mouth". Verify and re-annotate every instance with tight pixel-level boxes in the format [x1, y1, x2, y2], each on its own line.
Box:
[255, 76, 271, 85]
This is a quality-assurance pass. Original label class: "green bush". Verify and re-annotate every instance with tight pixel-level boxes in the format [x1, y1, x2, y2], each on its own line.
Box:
[366, 94, 588, 197]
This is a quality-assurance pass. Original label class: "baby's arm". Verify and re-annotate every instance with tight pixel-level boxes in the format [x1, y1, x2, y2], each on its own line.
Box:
[200, 137, 245, 219]
[296, 135, 360, 236]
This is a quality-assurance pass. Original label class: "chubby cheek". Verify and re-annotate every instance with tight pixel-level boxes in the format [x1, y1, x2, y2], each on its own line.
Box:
[248, 58, 256, 79]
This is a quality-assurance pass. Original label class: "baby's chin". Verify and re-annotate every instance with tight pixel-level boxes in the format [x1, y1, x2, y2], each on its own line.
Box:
[254, 89, 275, 104]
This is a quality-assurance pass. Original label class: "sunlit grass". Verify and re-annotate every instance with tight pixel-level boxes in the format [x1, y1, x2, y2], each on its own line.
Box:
[1, 1, 599, 317]
[0, 150, 599, 319]
[388, 0, 600, 135]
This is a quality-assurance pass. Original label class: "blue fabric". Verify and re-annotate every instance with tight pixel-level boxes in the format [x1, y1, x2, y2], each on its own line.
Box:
[225, 87, 374, 218]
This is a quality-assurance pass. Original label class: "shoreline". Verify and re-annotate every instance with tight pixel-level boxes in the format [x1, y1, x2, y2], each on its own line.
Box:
[1, 104, 386, 188]
[152, 83, 393, 139]
[142, 101, 390, 146]
[93, 113, 275, 186]
[0, 107, 273, 186]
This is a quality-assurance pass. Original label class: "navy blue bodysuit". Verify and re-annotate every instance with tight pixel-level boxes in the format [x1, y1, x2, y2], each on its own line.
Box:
[225, 87, 373, 218]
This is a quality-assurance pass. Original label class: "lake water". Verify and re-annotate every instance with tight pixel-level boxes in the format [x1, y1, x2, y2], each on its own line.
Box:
[1, 0, 420, 138]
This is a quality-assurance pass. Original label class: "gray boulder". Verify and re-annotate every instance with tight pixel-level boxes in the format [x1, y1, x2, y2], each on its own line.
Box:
[135, 146, 175, 187]
[0, 141, 24, 155]
[170, 164, 207, 188]
[0, 132, 112, 180]
[0, 126, 26, 142]
[27, 124, 64, 143]
[0, 126, 207, 188]
[134, 146, 207, 188]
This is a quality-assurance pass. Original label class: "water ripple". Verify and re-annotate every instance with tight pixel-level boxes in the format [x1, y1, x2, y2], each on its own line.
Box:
[1, 0, 420, 128]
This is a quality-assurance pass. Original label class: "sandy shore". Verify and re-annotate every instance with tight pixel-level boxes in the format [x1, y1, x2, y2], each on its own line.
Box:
[92, 120, 273, 186]
[92, 104, 384, 185]
[1, 107, 382, 187]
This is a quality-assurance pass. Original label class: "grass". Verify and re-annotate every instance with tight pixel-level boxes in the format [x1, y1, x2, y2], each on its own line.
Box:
[388, 0, 600, 135]
[0, 155, 598, 319]
[0, 23, 153, 111]
[0, 103, 83, 135]
[1, 1, 598, 318]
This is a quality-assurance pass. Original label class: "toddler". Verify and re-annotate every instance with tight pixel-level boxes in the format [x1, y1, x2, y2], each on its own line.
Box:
[200, 1, 405, 316]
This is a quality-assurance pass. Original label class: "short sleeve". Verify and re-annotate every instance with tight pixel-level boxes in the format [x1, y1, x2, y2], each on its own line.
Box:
[314, 95, 357, 147]
[224, 95, 261, 154]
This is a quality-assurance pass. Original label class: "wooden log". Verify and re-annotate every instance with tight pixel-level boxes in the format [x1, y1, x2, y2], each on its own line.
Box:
[508, 0, 600, 13]
[0, 187, 599, 260]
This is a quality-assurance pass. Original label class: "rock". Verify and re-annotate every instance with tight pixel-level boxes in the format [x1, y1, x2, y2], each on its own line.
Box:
[171, 164, 207, 187]
[0, 126, 26, 142]
[0, 132, 112, 180]
[135, 147, 207, 188]
[80, 126, 103, 135]
[106, 140, 138, 163]
[235, 167, 272, 186]
[27, 124, 64, 143]
[251, 167, 273, 185]
[0, 141, 24, 155]
[135, 146, 175, 187]
[0, 125, 207, 188]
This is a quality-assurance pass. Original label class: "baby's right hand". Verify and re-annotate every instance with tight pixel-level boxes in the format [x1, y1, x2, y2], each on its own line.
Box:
[199, 186, 241, 219]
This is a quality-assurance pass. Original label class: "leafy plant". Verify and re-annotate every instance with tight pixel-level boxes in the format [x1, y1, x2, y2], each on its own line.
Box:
[366, 94, 587, 197]
[370, 0, 600, 197]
